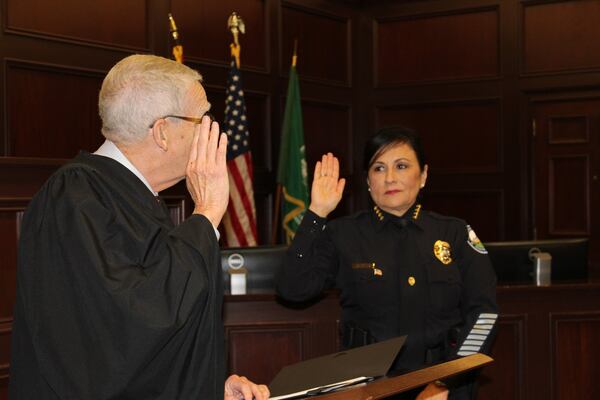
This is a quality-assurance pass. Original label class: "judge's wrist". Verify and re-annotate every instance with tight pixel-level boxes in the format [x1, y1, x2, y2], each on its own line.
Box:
[193, 208, 223, 231]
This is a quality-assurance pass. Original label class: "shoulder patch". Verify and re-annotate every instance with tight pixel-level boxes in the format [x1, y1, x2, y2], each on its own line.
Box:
[466, 225, 488, 254]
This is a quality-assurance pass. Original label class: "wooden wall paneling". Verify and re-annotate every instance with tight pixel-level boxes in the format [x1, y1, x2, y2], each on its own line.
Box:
[162, 195, 187, 225]
[226, 324, 307, 384]
[0, 199, 26, 397]
[497, 283, 600, 399]
[374, 7, 499, 86]
[171, 0, 268, 71]
[223, 294, 341, 383]
[522, 0, 600, 75]
[530, 94, 600, 275]
[375, 99, 502, 175]
[6, 60, 104, 158]
[5, 0, 149, 51]
[548, 155, 589, 235]
[0, 200, 24, 323]
[422, 190, 504, 241]
[300, 99, 353, 217]
[549, 115, 589, 144]
[478, 314, 526, 400]
[550, 312, 600, 400]
[0, 159, 63, 197]
[280, 2, 351, 86]
[0, 320, 9, 400]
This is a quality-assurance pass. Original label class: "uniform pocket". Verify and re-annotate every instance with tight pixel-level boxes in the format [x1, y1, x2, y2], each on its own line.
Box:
[426, 264, 462, 313]
[350, 266, 388, 316]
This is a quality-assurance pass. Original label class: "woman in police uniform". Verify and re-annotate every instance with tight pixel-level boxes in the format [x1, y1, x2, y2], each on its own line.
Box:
[276, 126, 497, 400]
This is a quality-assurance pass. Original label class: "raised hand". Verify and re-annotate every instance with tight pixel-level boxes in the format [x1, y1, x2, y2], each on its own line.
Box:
[308, 153, 346, 218]
[186, 115, 229, 228]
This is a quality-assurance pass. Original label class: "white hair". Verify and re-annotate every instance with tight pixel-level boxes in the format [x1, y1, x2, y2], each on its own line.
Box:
[98, 54, 202, 143]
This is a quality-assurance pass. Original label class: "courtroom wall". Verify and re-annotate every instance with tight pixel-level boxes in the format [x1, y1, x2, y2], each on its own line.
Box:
[1, 0, 599, 398]
[0, 0, 360, 397]
[362, 0, 600, 274]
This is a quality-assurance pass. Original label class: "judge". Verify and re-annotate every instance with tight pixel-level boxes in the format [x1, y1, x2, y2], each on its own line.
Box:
[9, 54, 269, 400]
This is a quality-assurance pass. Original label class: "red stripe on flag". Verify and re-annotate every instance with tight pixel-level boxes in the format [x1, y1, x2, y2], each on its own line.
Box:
[228, 156, 257, 240]
[226, 194, 249, 247]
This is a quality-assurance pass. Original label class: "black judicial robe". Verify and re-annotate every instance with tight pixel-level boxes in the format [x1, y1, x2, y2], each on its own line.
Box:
[9, 151, 225, 400]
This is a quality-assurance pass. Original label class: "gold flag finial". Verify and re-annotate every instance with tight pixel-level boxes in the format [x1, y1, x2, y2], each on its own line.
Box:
[168, 13, 183, 63]
[227, 12, 245, 47]
[292, 39, 298, 67]
[228, 12, 245, 68]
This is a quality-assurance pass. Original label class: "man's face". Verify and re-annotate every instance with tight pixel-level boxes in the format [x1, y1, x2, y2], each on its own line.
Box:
[166, 81, 211, 179]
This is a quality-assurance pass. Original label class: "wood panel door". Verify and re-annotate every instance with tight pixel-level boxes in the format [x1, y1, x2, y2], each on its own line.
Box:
[531, 96, 600, 278]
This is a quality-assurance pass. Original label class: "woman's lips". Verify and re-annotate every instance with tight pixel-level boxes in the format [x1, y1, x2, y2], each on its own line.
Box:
[385, 190, 400, 195]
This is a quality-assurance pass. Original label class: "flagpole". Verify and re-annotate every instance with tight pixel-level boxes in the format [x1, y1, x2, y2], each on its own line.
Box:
[271, 184, 282, 244]
[271, 40, 299, 245]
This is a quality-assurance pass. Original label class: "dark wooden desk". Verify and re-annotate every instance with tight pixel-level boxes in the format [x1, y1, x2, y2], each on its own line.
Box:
[223, 282, 600, 400]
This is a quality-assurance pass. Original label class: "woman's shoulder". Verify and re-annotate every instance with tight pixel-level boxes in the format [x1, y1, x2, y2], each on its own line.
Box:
[328, 209, 372, 228]
[422, 209, 466, 225]
[419, 208, 471, 235]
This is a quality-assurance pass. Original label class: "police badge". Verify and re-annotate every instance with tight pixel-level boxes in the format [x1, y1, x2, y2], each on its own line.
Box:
[433, 240, 452, 265]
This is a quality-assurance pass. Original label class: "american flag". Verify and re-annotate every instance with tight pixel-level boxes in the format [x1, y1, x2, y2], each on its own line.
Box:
[221, 59, 258, 246]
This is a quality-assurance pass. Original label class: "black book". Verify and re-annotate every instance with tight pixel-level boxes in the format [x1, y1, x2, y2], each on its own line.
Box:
[269, 336, 406, 400]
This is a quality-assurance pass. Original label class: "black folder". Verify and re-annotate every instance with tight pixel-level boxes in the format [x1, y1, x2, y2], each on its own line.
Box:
[269, 335, 407, 399]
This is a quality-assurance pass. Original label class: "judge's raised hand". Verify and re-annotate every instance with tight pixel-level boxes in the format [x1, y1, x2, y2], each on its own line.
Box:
[186, 116, 229, 228]
[224, 374, 270, 400]
[308, 153, 346, 218]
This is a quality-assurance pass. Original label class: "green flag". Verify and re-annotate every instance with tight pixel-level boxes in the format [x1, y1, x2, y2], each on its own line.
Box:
[277, 61, 309, 244]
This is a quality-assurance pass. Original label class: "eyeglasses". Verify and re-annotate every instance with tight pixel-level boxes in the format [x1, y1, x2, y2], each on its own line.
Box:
[149, 112, 214, 128]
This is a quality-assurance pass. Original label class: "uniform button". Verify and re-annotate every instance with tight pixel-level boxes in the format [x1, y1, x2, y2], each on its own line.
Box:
[296, 253, 303, 258]
[408, 276, 416, 286]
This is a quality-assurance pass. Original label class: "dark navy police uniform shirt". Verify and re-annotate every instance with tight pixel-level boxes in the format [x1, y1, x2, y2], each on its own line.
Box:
[277, 204, 497, 396]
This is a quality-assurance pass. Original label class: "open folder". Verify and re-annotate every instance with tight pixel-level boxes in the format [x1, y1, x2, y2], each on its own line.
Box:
[269, 336, 407, 400]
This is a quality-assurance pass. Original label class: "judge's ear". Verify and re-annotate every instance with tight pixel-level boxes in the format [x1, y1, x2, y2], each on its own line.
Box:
[150, 119, 168, 151]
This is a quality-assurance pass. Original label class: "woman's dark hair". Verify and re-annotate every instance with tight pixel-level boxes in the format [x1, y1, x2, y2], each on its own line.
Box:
[363, 126, 426, 172]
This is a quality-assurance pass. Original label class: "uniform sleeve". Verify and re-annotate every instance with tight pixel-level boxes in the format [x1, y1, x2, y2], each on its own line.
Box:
[453, 224, 498, 358]
[18, 169, 221, 399]
[276, 209, 339, 302]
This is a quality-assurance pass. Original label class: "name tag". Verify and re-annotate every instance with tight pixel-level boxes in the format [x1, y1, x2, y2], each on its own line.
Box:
[352, 262, 383, 276]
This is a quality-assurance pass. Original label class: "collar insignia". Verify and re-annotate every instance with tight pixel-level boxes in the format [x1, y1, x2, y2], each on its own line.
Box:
[373, 204, 421, 222]
[412, 204, 421, 220]
[373, 206, 384, 221]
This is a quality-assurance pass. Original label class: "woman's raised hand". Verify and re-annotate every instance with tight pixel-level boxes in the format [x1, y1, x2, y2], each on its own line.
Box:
[308, 153, 346, 218]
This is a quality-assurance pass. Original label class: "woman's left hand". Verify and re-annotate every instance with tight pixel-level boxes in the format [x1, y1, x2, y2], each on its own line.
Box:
[415, 382, 449, 400]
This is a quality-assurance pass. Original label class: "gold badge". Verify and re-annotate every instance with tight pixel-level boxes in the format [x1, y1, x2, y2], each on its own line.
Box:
[408, 276, 416, 286]
[433, 240, 452, 265]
